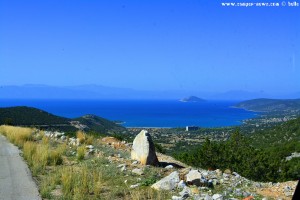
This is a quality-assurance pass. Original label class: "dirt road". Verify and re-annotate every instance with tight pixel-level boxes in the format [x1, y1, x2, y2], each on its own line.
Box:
[0, 135, 41, 200]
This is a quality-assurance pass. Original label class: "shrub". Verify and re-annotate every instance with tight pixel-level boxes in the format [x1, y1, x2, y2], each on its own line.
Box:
[76, 131, 86, 144]
[77, 146, 85, 161]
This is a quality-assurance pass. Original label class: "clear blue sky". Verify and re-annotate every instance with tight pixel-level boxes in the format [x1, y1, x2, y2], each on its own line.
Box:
[0, 0, 299, 94]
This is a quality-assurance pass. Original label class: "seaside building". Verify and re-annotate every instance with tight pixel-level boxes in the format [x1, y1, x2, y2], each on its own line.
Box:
[186, 126, 199, 131]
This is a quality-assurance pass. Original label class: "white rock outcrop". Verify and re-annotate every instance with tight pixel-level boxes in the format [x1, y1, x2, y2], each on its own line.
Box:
[131, 130, 159, 165]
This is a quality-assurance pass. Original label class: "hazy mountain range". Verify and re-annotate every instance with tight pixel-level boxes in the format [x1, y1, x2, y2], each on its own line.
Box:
[0, 84, 299, 100]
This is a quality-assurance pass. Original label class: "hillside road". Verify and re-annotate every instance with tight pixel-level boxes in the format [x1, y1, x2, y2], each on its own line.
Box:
[0, 135, 41, 200]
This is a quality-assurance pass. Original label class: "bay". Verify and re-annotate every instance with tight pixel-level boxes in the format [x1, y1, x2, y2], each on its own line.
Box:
[0, 99, 257, 128]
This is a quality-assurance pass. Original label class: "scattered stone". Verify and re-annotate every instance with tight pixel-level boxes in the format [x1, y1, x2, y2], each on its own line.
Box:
[132, 168, 144, 175]
[178, 180, 187, 189]
[232, 172, 240, 178]
[132, 160, 139, 165]
[120, 165, 126, 171]
[151, 171, 180, 190]
[130, 184, 140, 189]
[186, 170, 202, 186]
[212, 193, 223, 200]
[215, 169, 222, 176]
[179, 186, 192, 198]
[117, 164, 126, 168]
[224, 169, 231, 174]
[205, 194, 213, 200]
[284, 186, 294, 196]
[165, 164, 174, 169]
[86, 145, 94, 149]
[131, 130, 159, 165]
[172, 196, 183, 200]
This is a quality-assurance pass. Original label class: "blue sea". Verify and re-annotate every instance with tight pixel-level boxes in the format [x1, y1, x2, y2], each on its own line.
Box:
[0, 99, 258, 128]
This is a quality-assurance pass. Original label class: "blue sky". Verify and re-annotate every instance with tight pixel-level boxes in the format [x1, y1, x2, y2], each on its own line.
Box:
[0, 0, 299, 94]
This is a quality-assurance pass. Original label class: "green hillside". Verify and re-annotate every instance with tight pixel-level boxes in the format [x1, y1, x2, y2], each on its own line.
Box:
[235, 98, 300, 112]
[0, 106, 125, 134]
[250, 118, 300, 148]
[0, 106, 69, 125]
[174, 118, 300, 182]
[74, 114, 126, 134]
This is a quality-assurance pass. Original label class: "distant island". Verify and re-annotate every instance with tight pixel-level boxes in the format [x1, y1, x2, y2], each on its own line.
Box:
[180, 96, 206, 102]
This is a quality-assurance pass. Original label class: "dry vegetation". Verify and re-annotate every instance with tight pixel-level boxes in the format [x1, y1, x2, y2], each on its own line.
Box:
[0, 125, 171, 200]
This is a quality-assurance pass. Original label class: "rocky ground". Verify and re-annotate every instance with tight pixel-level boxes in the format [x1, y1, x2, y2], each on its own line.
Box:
[52, 129, 298, 200]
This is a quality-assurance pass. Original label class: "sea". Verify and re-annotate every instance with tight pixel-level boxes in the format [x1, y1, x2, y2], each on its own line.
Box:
[0, 99, 258, 128]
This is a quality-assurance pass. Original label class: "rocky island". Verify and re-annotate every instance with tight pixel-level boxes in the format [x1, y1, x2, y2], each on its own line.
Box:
[180, 96, 206, 102]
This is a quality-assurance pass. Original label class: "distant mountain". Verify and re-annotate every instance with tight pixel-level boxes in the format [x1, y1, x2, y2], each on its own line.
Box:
[210, 90, 271, 100]
[235, 98, 300, 112]
[0, 84, 196, 99]
[180, 96, 205, 102]
[0, 106, 126, 133]
[0, 84, 299, 100]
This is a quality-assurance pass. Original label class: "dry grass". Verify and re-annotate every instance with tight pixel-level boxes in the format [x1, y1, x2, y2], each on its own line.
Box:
[76, 130, 86, 144]
[85, 134, 94, 145]
[0, 125, 33, 147]
[77, 146, 86, 161]
[0, 125, 171, 199]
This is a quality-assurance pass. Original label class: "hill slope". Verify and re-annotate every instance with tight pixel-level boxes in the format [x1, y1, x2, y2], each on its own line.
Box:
[0, 106, 125, 133]
[74, 114, 126, 134]
[249, 117, 300, 149]
[0, 106, 69, 125]
[235, 98, 300, 112]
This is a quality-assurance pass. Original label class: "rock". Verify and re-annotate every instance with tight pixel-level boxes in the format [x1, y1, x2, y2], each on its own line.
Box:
[223, 173, 230, 181]
[205, 194, 213, 200]
[224, 169, 231, 174]
[177, 180, 187, 189]
[165, 165, 174, 169]
[151, 171, 180, 190]
[121, 166, 126, 172]
[131, 130, 159, 165]
[179, 186, 191, 198]
[86, 145, 94, 149]
[207, 179, 213, 187]
[186, 170, 202, 186]
[234, 188, 242, 197]
[132, 168, 144, 175]
[172, 196, 183, 200]
[212, 194, 223, 200]
[132, 160, 139, 165]
[117, 164, 126, 168]
[215, 169, 222, 176]
[284, 186, 294, 197]
[232, 172, 240, 178]
[130, 184, 140, 189]
[242, 191, 251, 197]
[202, 171, 209, 178]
